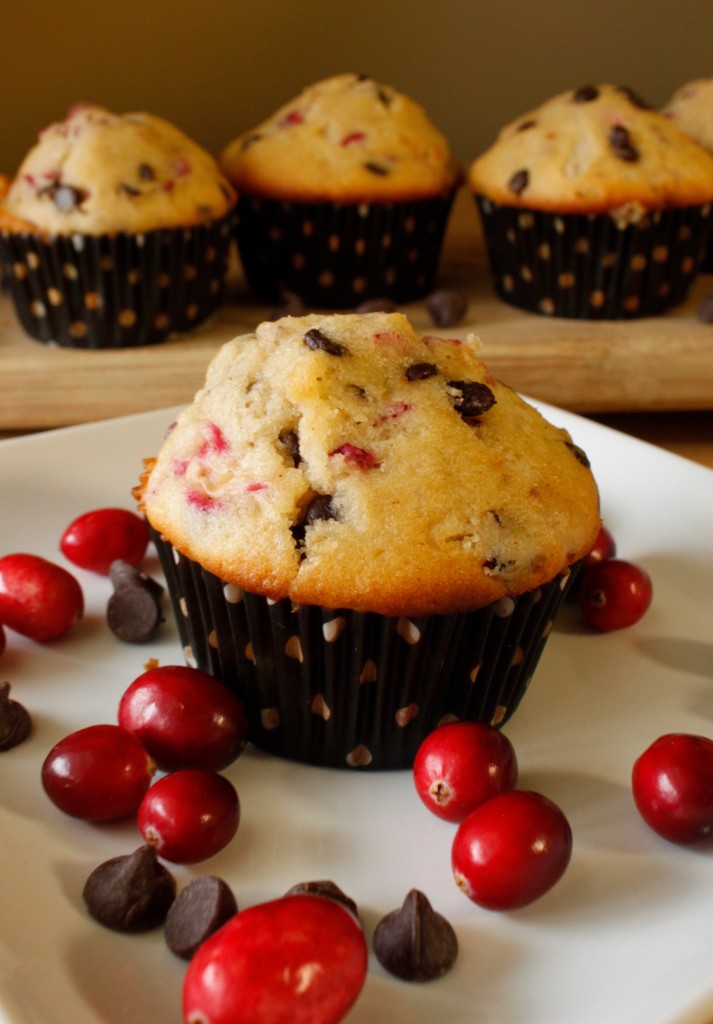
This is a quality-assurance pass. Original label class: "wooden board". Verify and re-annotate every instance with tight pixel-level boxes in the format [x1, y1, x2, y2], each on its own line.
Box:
[2, 193, 713, 431]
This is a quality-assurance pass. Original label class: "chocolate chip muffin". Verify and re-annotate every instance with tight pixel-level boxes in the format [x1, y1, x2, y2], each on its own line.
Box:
[0, 104, 236, 347]
[219, 73, 462, 306]
[136, 311, 600, 770]
[469, 84, 713, 318]
[663, 78, 713, 270]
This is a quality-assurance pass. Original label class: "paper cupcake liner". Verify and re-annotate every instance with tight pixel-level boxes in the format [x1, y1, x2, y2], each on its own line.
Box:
[150, 527, 577, 770]
[0, 213, 233, 348]
[233, 192, 456, 307]
[475, 196, 713, 319]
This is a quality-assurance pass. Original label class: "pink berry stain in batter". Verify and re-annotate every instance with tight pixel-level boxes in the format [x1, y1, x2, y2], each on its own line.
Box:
[329, 443, 381, 469]
[340, 131, 367, 146]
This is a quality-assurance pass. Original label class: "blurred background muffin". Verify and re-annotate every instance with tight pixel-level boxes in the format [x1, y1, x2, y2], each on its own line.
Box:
[0, 104, 236, 348]
[136, 311, 600, 769]
[469, 84, 713, 319]
[220, 73, 462, 308]
[663, 78, 713, 270]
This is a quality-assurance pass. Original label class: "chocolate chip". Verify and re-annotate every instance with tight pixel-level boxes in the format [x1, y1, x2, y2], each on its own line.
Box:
[696, 292, 713, 323]
[284, 880, 358, 918]
[426, 289, 469, 327]
[304, 327, 349, 356]
[405, 362, 438, 381]
[609, 124, 639, 162]
[373, 889, 458, 982]
[0, 681, 31, 751]
[517, 119, 537, 132]
[138, 162, 156, 181]
[53, 184, 88, 212]
[106, 560, 164, 644]
[483, 555, 516, 574]
[279, 428, 301, 466]
[165, 876, 238, 959]
[355, 297, 398, 313]
[83, 845, 176, 933]
[240, 133, 263, 151]
[508, 168, 529, 196]
[303, 494, 337, 525]
[118, 183, 141, 197]
[364, 161, 390, 176]
[564, 440, 591, 467]
[376, 85, 392, 107]
[573, 85, 600, 103]
[447, 380, 496, 419]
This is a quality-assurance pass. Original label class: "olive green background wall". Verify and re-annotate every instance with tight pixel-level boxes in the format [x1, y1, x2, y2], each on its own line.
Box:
[2, 0, 710, 174]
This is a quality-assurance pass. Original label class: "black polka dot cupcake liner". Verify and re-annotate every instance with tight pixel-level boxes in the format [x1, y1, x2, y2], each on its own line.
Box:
[150, 527, 578, 770]
[475, 196, 713, 319]
[0, 213, 233, 348]
[232, 191, 456, 307]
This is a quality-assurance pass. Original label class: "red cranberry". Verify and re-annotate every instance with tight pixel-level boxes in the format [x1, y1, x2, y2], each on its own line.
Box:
[183, 894, 367, 1024]
[632, 733, 713, 844]
[118, 665, 248, 772]
[41, 724, 155, 822]
[582, 524, 616, 569]
[578, 558, 653, 631]
[413, 721, 518, 823]
[138, 769, 240, 864]
[60, 507, 150, 575]
[452, 790, 572, 910]
[0, 553, 83, 641]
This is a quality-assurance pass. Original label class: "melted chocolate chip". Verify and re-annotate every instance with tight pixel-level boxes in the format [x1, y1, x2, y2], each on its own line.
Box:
[138, 162, 156, 181]
[106, 560, 164, 644]
[564, 441, 591, 468]
[426, 289, 469, 327]
[0, 681, 32, 751]
[285, 880, 358, 918]
[165, 876, 238, 959]
[279, 428, 301, 466]
[609, 124, 639, 162]
[373, 889, 458, 982]
[447, 380, 496, 419]
[364, 161, 390, 176]
[508, 168, 529, 196]
[304, 327, 349, 356]
[83, 845, 176, 933]
[405, 362, 438, 381]
[573, 85, 600, 103]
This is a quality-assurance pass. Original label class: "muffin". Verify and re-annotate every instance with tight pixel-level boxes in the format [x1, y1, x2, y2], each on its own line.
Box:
[663, 78, 713, 270]
[0, 104, 236, 348]
[135, 311, 600, 770]
[469, 83, 713, 318]
[219, 73, 461, 307]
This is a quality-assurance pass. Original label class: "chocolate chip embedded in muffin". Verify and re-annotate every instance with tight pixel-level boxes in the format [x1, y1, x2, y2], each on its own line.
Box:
[447, 380, 496, 420]
[609, 124, 639, 162]
[83, 844, 176, 933]
[573, 85, 600, 103]
[373, 889, 458, 982]
[405, 361, 438, 381]
[304, 327, 349, 356]
[165, 876, 238, 959]
[508, 168, 529, 196]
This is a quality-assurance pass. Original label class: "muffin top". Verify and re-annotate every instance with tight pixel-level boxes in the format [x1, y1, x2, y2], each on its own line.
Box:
[219, 73, 462, 203]
[0, 104, 236, 236]
[469, 83, 713, 214]
[663, 78, 713, 153]
[137, 312, 600, 616]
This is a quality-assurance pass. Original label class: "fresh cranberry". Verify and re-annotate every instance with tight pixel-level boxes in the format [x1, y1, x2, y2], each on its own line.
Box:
[138, 769, 239, 864]
[582, 524, 617, 569]
[452, 790, 572, 910]
[413, 721, 518, 823]
[118, 665, 248, 772]
[0, 553, 83, 641]
[632, 733, 713, 844]
[41, 724, 155, 821]
[577, 558, 653, 631]
[183, 894, 367, 1024]
[60, 507, 150, 575]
